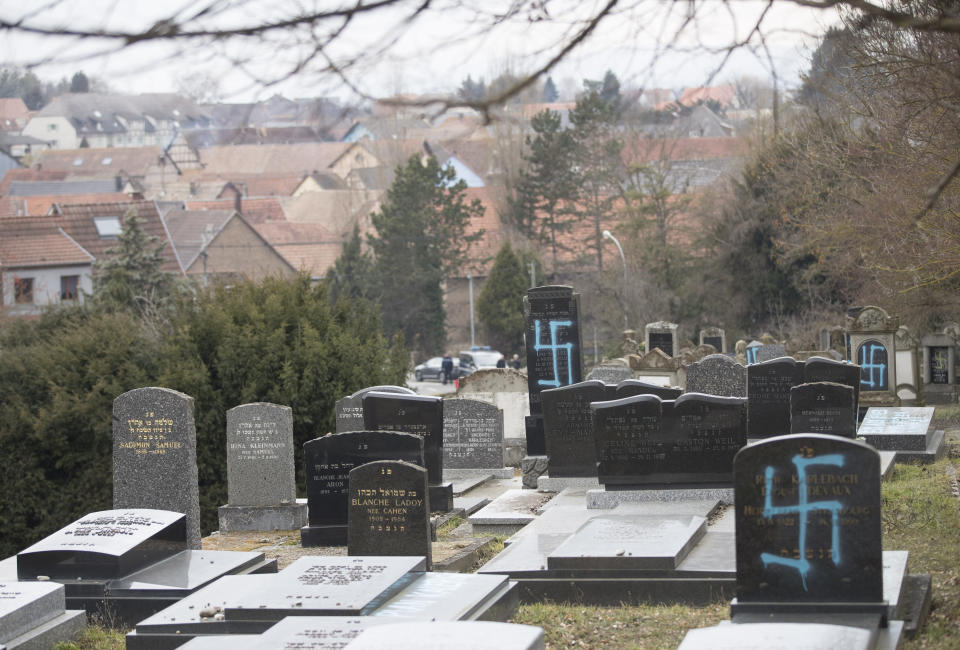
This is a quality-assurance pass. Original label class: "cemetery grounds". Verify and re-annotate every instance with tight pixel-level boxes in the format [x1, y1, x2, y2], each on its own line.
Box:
[57, 408, 960, 650]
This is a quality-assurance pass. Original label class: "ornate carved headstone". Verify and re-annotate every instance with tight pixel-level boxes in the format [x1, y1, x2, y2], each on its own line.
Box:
[685, 354, 747, 397]
[645, 321, 678, 358]
[846, 306, 899, 408]
[699, 326, 726, 353]
[113, 387, 201, 549]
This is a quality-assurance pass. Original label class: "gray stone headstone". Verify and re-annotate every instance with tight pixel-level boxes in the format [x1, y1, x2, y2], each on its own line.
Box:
[857, 407, 936, 451]
[585, 365, 633, 383]
[348, 460, 431, 570]
[336, 386, 415, 434]
[223, 556, 425, 621]
[685, 354, 747, 397]
[113, 387, 201, 548]
[679, 623, 874, 650]
[0, 581, 66, 643]
[757, 344, 787, 363]
[443, 399, 504, 470]
[347, 621, 545, 650]
[226, 403, 294, 505]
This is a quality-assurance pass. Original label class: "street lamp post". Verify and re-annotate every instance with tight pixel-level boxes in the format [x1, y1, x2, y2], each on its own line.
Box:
[602, 230, 628, 329]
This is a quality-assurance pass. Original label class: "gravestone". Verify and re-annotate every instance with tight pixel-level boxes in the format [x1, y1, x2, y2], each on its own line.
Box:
[456, 370, 529, 467]
[585, 364, 633, 383]
[348, 621, 545, 650]
[756, 344, 787, 363]
[223, 556, 425, 621]
[645, 321, 678, 358]
[857, 407, 939, 455]
[541, 381, 608, 477]
[685, 354, 747, 397]
[113, 387, 201, 549]
[0, 581, 85, 648]
[615, 379, 681, 400]
[302, 431, 424, 546]
[442, 399, 508, 475]
[592, 393, 746, 487]
[219, 402, 306, 531]
[336, 385, 415, 434]
[699, 326, 726, 353]
[732, 434, 885, 618]
[523, 285, 584, 457]
[895, 326, 921, 405]
[847, 306, 899, 408]
[921, 329, 957, 404]
[803, 357, 861, 412]
[747, 357, 803, 439]
[362, 392, 452, 512]
[679, 623, 875, 650]
[348, 460, 431, 570]
[790, 382, 856, 438]
[18, 509, 186, 580]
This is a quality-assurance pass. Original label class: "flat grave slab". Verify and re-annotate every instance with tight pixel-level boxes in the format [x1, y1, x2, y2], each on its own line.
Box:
[0, 581, 67, 643]
[2, 608, 85, 650]
[546, 515, 707, 571]
[453, 496, 491, 516]
[369, 572, 516, 621]
[586, 487, 734, 509]
[347, 621, 545, 650]
[105, 550, 267, 597]
[447, 473, 495, 495]
[468, 490, 552, 535]
[679, 622, 875, 650]
[858, 407, 944, 462]
[223, 556, 425, 621]
[536, 476, 600, 491]
[17, 509, 186, 580]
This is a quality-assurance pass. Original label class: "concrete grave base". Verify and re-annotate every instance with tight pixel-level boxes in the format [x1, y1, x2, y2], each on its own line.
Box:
[217, 503, 307, 532]
[536, 476, 600, 492]
[4, 609, 86, 649]
[445, 468, 516, 481]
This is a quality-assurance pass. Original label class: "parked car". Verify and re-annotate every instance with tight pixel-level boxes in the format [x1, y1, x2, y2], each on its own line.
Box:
[413, 357, 473, 382]
[459, 349, 503, 369]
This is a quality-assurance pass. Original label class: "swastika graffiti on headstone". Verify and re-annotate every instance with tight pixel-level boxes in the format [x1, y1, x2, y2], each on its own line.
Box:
[760, 451, 844, 591]
[534, 319, 574, 388]
[857, 341, 888, 391]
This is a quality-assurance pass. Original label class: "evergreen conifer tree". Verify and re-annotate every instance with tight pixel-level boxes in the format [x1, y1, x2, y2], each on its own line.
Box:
[477, 242, 527, 353]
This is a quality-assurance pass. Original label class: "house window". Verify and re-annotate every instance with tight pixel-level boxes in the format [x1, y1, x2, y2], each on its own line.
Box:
[47, 123, 58, 131]
[61, 275, 79, 301]
[14, 277, 33, 304]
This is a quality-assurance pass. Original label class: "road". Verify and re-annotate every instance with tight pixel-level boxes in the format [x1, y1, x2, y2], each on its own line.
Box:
[406, 373, 458, 396]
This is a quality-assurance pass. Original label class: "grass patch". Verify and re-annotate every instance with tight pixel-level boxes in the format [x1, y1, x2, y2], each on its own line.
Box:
[933, 405, 960, 428]
[436, 515, 464, 539]
[471, 535, 507, 571]
[55, 623, 125, 650]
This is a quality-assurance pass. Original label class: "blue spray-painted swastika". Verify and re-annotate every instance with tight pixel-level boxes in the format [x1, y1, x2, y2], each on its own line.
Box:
[857, 342, 887, 390]
[745, 346, 759, 365]
[760, 453, 845, 591]
[534, 319, 574, 388]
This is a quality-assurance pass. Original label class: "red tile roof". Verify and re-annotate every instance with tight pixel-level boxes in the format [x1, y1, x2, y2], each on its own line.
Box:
[622, 137, 745, 165]
[253, 221, 344, 277]
[32, 147, 165, 177]
[0, 168, 68, 195]
[0, 216, 94, 268]
[184, 197, 286, 224]
[23, 193, 133, 217]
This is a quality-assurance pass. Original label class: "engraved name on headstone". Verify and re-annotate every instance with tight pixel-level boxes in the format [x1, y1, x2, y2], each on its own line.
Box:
[226, 402, 295, 506]
[790, 382, 856, 438]
[442, 399, 504, 470]
[541, 381, 609, 477]
[336, 386, 415, 434]
[747, 358, 803, 439]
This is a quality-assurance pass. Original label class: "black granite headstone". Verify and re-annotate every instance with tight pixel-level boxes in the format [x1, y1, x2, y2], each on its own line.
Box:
[747, 357, 803, 439]
[302, 431, 424, 546]
[592, 393, 746, 487]
[790, 382, 856, 438]
[648, 332, 674, 357]
[523, 286, 584, 456]
[703, 336, 724, 352]
[856, 340, 889, 392]
[18, 509, 186, 580]
[541, 381, 608, 477]
[348, 461, 431, 570]
[442, 399, 504, 470]
[733, 434, 884, 617]
[336, 386, 415, 434]
[929, 347, 950, 385]
[361, 393, 443, 484]
[802, 357, 861, 413]
[615, 379, 682, 400]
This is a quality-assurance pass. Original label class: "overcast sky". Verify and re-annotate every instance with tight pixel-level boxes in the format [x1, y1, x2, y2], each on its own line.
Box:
[0, 0, 841, 102]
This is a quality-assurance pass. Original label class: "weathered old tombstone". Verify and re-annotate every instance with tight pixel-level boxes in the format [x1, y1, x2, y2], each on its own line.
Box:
[895, 326, 922, 405]
[756, 343, 787, 363]
[522, 286, 584, 487]
[442, 398, 510, 477]
[113, 387, 201, 549]
[747, 357, 803, 439]
[803, 357, 861, 412]
[591, 393, 746, 487]
[631, 348, 684, 387]
[540, 381, 609, 478]
[921, 327, 957, 404]
[18, 509, 186, 580]
[336, 385, 415, 433]
[301, 431, 424, 546]
[699, 326, 727, 353]
[645, 321, 679, 358]
[219, 402, 306, 532]
[362, 392, 452, 511]
[685, 354, 747, 397]
[732, 434, 886, 620]
[456, 369, 529, 467]
[348, 460, 431, 569]
[847, 306, 900, 409]
[790, 382, 857, 438]
[0, 581, 85, 648]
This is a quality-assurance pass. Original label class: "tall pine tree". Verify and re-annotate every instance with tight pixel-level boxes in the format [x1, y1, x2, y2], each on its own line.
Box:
[477, 242, 527, 353]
